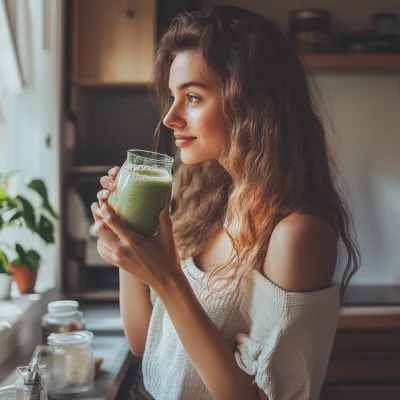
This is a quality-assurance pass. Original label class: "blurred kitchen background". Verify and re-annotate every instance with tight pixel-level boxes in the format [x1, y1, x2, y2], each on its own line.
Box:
[0, 0, 399, 399]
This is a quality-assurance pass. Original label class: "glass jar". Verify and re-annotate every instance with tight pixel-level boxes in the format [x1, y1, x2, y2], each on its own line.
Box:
[47, 331, 94, 398]
[108, 149, 174, 237]
[42, 300, 85, 343]
[289, 8, 331, 53]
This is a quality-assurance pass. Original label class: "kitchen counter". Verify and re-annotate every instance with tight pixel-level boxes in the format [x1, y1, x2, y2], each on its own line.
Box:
[0, 334, 133, 399]
[0, 301, 138, 399]
[86, 334, 131, 400]
[344, 284, 400, 306]
[2, 286, 400, 398]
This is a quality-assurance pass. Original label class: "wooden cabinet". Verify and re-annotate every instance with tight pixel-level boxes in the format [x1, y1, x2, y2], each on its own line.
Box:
[321, 310, 400, 400]
[72, 0, 156, 85]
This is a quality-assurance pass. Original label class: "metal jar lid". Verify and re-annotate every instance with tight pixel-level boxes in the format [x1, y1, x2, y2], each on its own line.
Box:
[47, 300, 80, 317]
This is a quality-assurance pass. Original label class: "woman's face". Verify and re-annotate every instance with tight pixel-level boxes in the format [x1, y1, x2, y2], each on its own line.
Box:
[163, 50, 227, 164]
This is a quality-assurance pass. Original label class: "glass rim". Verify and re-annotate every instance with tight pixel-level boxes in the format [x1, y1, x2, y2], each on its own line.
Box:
[47, 330, 94, 345]
[127, 149, 174, 165]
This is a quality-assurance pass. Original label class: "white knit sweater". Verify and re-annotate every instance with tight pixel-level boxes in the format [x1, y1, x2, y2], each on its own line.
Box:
[142, 257, 340, 400]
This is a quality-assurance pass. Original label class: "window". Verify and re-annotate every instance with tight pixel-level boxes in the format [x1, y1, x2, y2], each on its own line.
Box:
[0, 0, 64, 371]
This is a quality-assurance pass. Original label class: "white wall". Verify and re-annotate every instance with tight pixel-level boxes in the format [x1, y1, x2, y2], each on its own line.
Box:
[1, 0, 63, 290]
[319, 73, 400, 285]
[205, 0, 400, 285]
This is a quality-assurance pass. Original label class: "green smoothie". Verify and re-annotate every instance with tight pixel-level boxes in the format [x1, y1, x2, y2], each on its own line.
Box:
[108, 165, 172, 237]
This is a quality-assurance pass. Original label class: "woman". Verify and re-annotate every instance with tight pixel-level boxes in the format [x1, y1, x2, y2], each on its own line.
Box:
[92, 6, 360, 400]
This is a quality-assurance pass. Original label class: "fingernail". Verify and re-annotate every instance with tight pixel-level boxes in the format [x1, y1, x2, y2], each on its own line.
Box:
[109, 181, 115, 189]
[110, 167, 118, 174]
[102, 190, 109, 198]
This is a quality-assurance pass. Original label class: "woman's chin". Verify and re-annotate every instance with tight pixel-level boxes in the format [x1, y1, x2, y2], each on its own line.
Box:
[178, 147, 220, 165]
[179, 150, 204, 165]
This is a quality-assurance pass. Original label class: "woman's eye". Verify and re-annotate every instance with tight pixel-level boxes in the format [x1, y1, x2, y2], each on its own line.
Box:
[187, 95, 200, 104]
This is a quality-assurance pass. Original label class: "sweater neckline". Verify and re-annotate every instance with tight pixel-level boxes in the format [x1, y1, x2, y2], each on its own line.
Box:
[183, 256, 206, 280]
[184, 256, 340, 304]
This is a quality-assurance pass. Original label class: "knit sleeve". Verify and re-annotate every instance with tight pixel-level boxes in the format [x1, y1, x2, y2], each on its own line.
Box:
[234, 271, 340, 400]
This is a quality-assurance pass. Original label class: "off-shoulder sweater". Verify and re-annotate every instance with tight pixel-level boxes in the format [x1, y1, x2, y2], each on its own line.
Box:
[141, 257, 340, 400]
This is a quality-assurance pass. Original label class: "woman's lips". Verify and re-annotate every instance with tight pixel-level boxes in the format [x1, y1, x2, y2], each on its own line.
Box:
[175, 138, 197, 148]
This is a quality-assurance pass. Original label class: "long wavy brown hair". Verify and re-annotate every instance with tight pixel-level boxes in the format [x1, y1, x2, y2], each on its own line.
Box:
[151, 6, 360, 304]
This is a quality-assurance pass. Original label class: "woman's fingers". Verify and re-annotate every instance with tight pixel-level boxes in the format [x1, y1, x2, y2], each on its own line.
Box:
[94, 167, 119, 224]
[100, 201, 142, 244]
[91, 202, 102, 222]
[94, 219, 120, 248]
[94, 216, 135, 266]
[97, 239, 116, 265]
[97, 189, 111, 206]
[100, 176, 115, 191]
[108, 166, 120, 179]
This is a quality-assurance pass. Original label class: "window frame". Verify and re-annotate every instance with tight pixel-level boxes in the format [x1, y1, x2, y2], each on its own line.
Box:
[0, 0, 23, 94]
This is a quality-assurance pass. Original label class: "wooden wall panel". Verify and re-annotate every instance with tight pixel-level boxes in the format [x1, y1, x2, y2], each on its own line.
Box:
[72, 0, 156, 84]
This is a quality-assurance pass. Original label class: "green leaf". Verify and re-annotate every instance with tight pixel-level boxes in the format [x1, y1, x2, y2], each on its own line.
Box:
[16, 196, 36, 232]
[15, 244, 28, 266]
[25, 250, 41, 271]
[37, 215, 55, 244]
[28, 179, 58, 219]
[0, 188, 8, 200]
[0, 204, 21, 231]
[0, 196, 19, 211]
[0, 250, 9, 274]
[9, 210, 23, 222]
[14, 244, 41, 271]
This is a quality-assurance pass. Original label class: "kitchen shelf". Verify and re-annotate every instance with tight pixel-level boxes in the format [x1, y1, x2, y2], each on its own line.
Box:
[72, 80, 150, 90]
[67, 165, 114, 174]
[71, 289, 120, 300]
[301, 53, 400, 70]
[69, 54, 400, 89]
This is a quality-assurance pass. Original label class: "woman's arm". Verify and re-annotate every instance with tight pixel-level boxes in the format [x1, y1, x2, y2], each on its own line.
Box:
[156, 274, 261, 400]
[119, 270, 153, 357]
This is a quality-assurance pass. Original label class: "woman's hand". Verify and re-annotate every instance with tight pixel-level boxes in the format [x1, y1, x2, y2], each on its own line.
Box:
[91, 166, 120, 265]
[92, 166, 119, 220]
[91, 168, 183, 292]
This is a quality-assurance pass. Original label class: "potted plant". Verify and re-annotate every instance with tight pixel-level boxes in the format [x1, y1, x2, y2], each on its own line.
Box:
[0, 173, 58, 295]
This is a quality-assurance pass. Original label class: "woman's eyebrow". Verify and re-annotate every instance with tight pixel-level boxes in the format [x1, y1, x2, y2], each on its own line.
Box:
[169, 81, 211, 93]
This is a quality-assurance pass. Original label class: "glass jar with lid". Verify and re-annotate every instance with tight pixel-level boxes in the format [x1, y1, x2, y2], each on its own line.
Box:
[42, 300, 85, 343]
[47, 330, 94, 398]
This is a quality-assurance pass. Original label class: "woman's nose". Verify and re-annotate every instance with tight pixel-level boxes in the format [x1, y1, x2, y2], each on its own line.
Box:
[163, 105, 186, 130]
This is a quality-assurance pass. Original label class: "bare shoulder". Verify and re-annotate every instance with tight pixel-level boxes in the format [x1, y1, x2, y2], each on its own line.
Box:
[262, 212, 338, 292]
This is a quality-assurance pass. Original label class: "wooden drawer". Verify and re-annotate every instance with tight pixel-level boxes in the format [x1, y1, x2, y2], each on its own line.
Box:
[322, 313, 400, 399]
[325, 328, 400, 383]
[321, 384, 400, 400]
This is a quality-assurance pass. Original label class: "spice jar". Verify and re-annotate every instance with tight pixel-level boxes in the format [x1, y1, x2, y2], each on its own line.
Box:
[42, 300, 85, 343]
[47, 330, 94, 398]
[289, 9, 331, 53]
